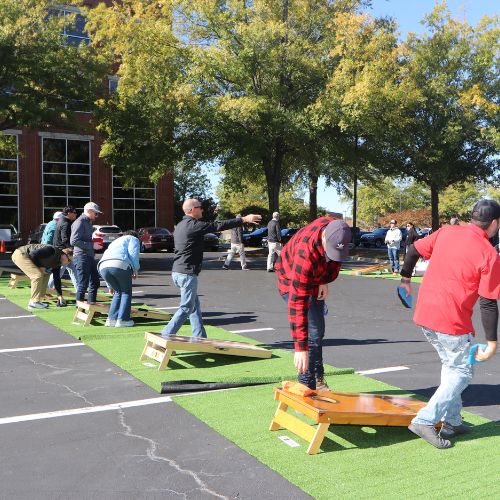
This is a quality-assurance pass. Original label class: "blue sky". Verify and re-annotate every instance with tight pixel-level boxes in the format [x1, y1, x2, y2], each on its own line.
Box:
[209, 0, 498, 215]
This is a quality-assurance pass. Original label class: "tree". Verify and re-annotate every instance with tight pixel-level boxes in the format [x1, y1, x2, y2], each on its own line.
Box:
[0, 0, 108, 133]
[383, 4, 499, 230]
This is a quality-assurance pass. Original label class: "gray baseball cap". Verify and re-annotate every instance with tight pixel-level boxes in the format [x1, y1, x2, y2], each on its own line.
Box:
[84, 202, 103, 214]
[324, 220, 351, 262]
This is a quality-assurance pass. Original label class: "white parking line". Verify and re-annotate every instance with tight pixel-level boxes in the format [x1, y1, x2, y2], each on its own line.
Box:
[356, 366, 409, 375]
[0, 315, 34, 320]
[229, 328, 275, 333]
[0, 343, 84, 354]
[153, 306, 178, 310]
[0, 396, 173, 425]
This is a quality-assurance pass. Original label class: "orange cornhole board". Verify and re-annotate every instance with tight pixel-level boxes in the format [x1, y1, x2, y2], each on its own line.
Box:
[141, 332, 272, 370]
[350, 262, 389, 276]
[269, 387, 427, 454]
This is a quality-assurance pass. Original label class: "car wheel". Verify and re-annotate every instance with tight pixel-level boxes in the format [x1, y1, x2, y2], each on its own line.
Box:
[375, 239, 382, 248]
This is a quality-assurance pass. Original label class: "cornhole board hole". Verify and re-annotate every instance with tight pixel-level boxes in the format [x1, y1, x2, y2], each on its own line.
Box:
[73, 301, 172, 327]
[269, 388, 427, 455]
[350, 262, 389, 276]
[141, 332, 272, 370]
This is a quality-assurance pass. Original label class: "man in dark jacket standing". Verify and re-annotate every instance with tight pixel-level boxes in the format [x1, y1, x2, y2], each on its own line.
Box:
[161, 199, 261, 338]
[48, 206, 78, 297]
[267, 211, 282, 272]
[222, 215, 249, 270]
[70, 202, 101, 304]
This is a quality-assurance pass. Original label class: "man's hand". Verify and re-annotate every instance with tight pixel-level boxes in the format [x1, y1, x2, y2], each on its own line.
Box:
[475, 340, 497, 362]
[318, 284, 328, 300]
[132, 272, 138, 280]
[294, 351, 308, 374]
[242, 214, 262, 225]
[399, 278, 412, 297]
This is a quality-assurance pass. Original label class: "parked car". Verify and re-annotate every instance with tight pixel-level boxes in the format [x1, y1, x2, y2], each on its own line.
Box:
[242, 227, 268, 247]
[361, 227, 408, 248]
[261, 227, 300, 248]
[27, 223, 47, 244]
[351, 227, 370, 247]
[203, 232, 220, 251]
[92, 225, 123, 251]
[417, 227, 432, 237]
[0, 224, 23, 251]
[137, 227, 174, 253]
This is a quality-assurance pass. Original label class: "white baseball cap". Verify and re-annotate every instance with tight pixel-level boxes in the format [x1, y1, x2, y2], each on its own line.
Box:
[83, 202, 103, 214]
[53, 211, 64, 220]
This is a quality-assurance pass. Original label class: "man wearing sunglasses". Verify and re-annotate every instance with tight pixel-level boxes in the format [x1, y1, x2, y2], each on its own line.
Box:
[161, 199, 261, 338]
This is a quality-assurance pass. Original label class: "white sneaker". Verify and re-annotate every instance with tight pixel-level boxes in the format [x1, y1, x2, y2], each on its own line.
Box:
[28, 302, 49, 310]
[115, 319, 134, 328]
[105, 319, 117, 327]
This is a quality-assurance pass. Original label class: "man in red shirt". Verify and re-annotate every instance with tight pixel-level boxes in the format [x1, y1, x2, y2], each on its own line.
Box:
[399, 199, 500, 448]
[276, 217, 351, 389]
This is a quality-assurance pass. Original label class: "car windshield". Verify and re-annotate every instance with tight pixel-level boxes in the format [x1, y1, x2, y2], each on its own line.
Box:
[149, 228, 171, 235]
[97, 226, 122, 233]
[0, 224, 15, 233]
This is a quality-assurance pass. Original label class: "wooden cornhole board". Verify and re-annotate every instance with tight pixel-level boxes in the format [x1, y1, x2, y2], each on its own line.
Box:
[141, 332, 272, 370]
[73, 301, 172, 326]
[270, 387, 427, 454]
[350, 262, 389, 276]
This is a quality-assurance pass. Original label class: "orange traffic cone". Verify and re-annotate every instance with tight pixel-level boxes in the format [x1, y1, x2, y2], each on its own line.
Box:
[0, 240, 5, 253]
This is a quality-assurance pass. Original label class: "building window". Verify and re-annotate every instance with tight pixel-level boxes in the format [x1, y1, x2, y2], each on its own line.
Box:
[42, 138, 91, 222]
[108, 76, 119, 94]
[0, 135, 19, 228]
[49, 7, 90, 46]
[113, 175, 156, 230]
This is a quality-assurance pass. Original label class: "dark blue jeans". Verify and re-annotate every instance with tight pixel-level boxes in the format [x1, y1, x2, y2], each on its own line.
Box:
[73, 253, 100, 303]
[100, 267, 133, 321]
[387, 247, 400, 272]
[282, 293, 326, 389]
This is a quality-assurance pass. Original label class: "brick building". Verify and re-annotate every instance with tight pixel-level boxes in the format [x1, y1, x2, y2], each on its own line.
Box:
[0, 1, 174, 238]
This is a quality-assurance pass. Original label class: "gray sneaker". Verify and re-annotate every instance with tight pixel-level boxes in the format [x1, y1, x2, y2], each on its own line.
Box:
[28, 302, 49, 310]
[408, 423, 452, 449]
[315, 376, 330, 392]
[439, 422, 473, 439]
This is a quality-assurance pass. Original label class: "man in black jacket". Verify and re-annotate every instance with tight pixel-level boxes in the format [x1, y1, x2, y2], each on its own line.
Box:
[12, 244, 73, 310]
[267, 211, 282, 272]
[48, 206, 78, 299]
[161, 199, 261, 338]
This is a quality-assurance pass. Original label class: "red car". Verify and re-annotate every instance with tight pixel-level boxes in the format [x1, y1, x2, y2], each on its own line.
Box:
[137, 227, 174, 253]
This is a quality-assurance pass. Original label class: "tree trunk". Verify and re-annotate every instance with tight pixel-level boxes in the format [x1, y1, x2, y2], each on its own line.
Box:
[352, 173, 358, 229]
[263, 140, 284, 214]
[430, 184, 440, 231]
[308, 173, 318, 222]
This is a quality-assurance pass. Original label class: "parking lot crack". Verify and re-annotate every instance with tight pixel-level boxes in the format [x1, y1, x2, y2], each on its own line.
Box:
[117, 408, 228, 499]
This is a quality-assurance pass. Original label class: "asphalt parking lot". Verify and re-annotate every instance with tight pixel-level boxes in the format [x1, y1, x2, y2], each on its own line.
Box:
[1, 250, 499, 499]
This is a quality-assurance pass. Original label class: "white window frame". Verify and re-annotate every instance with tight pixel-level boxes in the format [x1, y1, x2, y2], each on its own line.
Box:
[0, 132, 20, 229]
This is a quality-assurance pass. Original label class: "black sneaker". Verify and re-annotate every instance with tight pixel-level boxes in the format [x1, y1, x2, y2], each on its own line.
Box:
[439, 422, 473, 439]
[408, 423, 452, 449]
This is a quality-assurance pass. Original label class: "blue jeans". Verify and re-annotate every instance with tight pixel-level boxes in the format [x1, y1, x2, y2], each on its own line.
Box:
[387, 247, 400, 272]
[282, 293, 325, 389]
[100, 267, 133, 321]
[412, 327, 473, 427]
[161, 272, 207, 338]
[73, 253, 100, 303]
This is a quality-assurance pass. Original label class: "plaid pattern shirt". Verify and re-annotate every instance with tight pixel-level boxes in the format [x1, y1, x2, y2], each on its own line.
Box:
[275, 217, 341, 351]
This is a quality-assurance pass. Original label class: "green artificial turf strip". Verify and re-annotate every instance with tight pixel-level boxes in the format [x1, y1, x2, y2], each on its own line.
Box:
[175, 374, 500, 500]
[339, 270, 424, 283]
[0, 280, 353, 391]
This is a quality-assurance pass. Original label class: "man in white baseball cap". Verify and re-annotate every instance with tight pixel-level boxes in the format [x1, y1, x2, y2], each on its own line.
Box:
[70, 201, 103, 303]
[40, 211, 64, 245]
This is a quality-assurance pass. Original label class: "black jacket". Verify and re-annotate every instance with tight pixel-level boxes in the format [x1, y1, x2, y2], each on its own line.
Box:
[20, 244, 63, 269]
[53, 216, 73, 250]
[267, 219, 281, 243]
[173, 216, 243, 275]
[406, 227, 420, 247]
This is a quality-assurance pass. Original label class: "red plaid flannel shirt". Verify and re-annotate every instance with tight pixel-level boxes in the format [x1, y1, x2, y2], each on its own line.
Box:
[275, 217, 341, 351]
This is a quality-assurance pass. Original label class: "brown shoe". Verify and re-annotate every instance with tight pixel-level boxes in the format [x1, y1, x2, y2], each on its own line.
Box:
[315, 376, 330, 392]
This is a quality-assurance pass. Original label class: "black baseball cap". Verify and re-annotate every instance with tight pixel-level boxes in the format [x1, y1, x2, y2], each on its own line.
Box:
[324, 220, 352, 262]
[471, 199, 500, 223]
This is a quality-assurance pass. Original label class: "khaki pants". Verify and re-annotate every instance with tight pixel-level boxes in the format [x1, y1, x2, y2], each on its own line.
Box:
[267, 242, 282, 271]
[12, 250, 50, 303]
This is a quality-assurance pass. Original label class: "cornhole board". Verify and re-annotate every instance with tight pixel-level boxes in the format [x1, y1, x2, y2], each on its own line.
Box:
[350, 262, 389, 276]
[141, 332, 272, 370]
[73, 301, 172, 327]
[269, 387, 428, 454]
